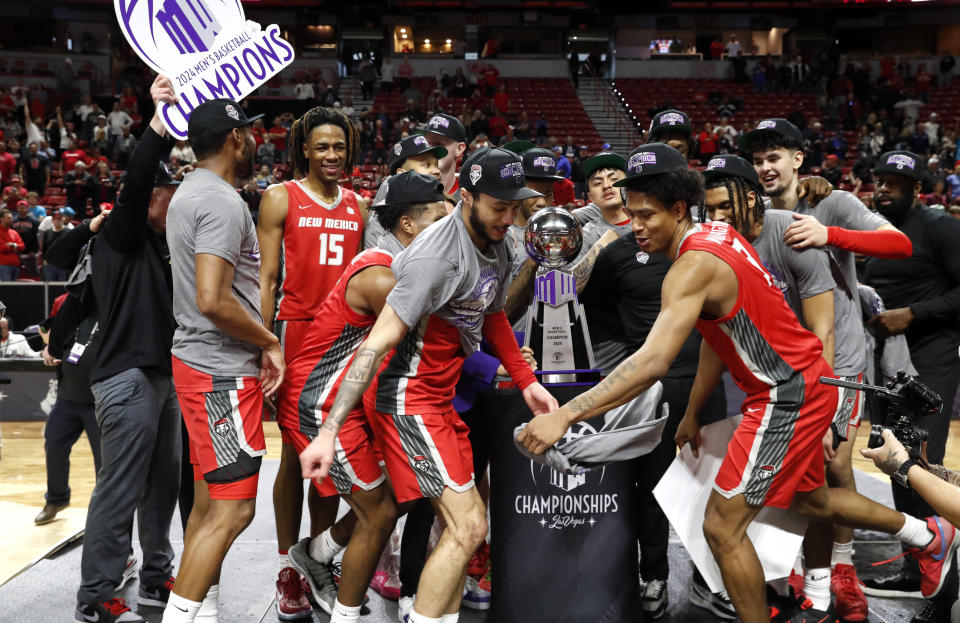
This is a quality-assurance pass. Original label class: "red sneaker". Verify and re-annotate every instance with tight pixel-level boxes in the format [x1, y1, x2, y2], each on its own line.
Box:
[468, 541, 490, 579]
[831, 563, 868, 621]
[275, 567, 312, 620]
[909, 516, 960, 598]
[787, 570, 805, 600]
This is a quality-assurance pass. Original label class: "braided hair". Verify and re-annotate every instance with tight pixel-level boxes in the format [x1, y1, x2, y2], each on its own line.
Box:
[703, 175, 765, 232]
[288, 106, 360, 179]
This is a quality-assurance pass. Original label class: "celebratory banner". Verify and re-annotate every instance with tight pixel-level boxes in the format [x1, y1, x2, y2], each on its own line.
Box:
[114, 0, 295, 139]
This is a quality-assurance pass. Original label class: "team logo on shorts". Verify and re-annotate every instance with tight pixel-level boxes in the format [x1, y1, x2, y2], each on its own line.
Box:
[224, 104, 239, 121]
[754, 464, 776, 480]
[469, 164, 483, 186]
[635, 251, 649, 264]
[412, 455, 431, 473]
[213, 417, 233, 438]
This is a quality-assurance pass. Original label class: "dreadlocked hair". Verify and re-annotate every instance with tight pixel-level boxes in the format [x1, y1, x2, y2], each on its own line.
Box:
[288, 106, 360, 179]
[704, 175, 765, 231]
[623, 168, 704, 217]
[374, 202, 434, 232]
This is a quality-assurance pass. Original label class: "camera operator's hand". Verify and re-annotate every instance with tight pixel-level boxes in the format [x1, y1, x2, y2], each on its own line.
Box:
[860, 428, 910, 476]
[868, 307, 914, 339]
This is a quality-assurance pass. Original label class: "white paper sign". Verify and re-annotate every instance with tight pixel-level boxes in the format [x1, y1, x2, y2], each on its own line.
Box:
[652, 416, 808, 593]
[114, 0, 295, 139]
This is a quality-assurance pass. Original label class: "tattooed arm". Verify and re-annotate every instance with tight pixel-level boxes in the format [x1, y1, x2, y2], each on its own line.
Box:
[300, 304, 409, 481]
[517, 252, 713, 455]
[569, 228, 618, 293]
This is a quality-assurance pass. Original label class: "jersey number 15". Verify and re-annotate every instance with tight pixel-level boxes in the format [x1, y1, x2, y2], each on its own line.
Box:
[318, 233, 344, 266]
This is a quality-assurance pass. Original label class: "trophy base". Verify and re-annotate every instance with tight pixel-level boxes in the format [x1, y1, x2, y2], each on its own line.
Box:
[535, 369, 602, 387]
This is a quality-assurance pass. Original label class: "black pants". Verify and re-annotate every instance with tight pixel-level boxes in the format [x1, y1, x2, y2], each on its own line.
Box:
[635, 378, 727, 582]
[45, 398, 101, 506]
[178, 417, 193, 530]
[398, 391, 495, 597]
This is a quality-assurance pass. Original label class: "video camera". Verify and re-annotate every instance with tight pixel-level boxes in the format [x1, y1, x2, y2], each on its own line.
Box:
[819, 371, 941, 463]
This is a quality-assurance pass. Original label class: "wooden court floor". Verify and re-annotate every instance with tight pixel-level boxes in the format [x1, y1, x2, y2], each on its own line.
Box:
[1, 418, 957, 586]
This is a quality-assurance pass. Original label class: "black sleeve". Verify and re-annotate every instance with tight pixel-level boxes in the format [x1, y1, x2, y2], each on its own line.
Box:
[44, 220, 94, 271]
[101, 126, 171, 253]
[910, 215, 960, 323]
[48, 294, 86, 358]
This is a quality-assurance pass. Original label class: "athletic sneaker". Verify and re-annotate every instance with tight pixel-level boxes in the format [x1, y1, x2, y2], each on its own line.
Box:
[861, 567, 921, 598]
[75, 598, 144, 622]
[289, 538, 338, 615]
[775, 597, 841, 623]
[275, 566, 312, 621]
[908, 516, 960, 598]
[398, 595, 415, 623]
[831, 563, 868, 621]
[369, 569, 402, 601]
[641, 579, 668, 620]
[478, 570, 491, 593]
[787, 569, 805, 599]
[462, 575, 491, 610]
[467, 541, 490, 578]
[689, 570, 735, 620]
[114, 555, 139, 592]
[138, 575, 175, 608]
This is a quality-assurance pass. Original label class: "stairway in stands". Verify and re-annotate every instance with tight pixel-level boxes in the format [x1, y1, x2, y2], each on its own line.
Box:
[576, 77, 642, 156]
[339, 75, 374, 114]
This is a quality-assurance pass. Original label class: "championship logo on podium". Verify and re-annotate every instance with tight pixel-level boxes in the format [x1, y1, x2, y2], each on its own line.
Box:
[522, 207, 599, 384]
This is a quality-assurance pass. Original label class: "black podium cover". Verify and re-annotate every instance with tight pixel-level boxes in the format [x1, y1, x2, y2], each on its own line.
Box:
[487, 386, 639, 623]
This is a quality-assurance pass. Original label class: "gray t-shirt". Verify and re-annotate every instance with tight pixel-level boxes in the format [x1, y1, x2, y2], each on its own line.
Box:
[752, 210, 835, 322]
[167, 168, 263, 377]
[796, 191, 886, 375]
[387, 205, 512, 354]
[574, 216, 632, 264]
[365, 181, 390, 249]
[506, 224, 531, 332]
[573, 202, 602, 226]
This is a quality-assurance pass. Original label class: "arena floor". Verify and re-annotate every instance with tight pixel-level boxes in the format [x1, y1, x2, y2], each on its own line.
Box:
[0, 417, 954, 621]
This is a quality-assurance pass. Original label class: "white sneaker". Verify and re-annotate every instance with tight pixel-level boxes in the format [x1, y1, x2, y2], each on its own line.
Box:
[114, 554, 139, 591]
[40, 379, 58, 415]
[398, 595, 415, 622]
[462, 576, 490, 610]
[641, 579, 668, 620]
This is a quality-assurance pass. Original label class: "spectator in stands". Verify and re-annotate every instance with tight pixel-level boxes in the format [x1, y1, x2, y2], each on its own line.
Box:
[2, 113, 23, 143]
[0, 209, 24, 281]
[907, 126, 931, 156]
[114, 125, 138, 170]
[939, 51, 956, 87]
[724, 34, 741, 58]
[0, 87, 15, 119]
[52, 106, 78, 154]
[488, 107, 508, 144]
[40, 211, 71, 281]
[0, 316, 38, 356]
[397, 55, 414, 92]
[535, 113, 549, 143]
[469, 132, 490, 151]
[91, 162, 118, 206]
[864, 122, 887, 160]
[752, 62, 767, 94]
[925, 156, 947, 193]
[552, 145, 572, 179]
[493, 83, 511, 116]
[949, 205, 960, 219]
[451, 66, 468, 98]
[294, 78, 315, 101]
[257, 138, 277, 167]
[514, 110, 532, 141]
[38, 139, 55, 161]
[91, 115, 110, 157]
[696, 122, 719, 159]
[169, 139, 196, 166]
[469, 108, 489, 142]
[715, 115, 737, 153]
[63, 161, 92, 212]
[923, 112, 940, 147]
[926, 180, 948, 208]
[916, 65, 933, 103]
[790, 54, 811, 93]
[239, 180, 261, 223]
[3, 174, 25, 210]
[380, 56, 396, 93]
[255, 164, 275, 191]
[947, 167, 960, 203]
[894, 92, 924, 125]
[821, 154, 843, 187]
[482, 63, 500, 97]
[359, 57, 377, 99]
[60, 139, 87, 176]
[268, 117, 287, 164]
[25, 191, 46, 222]
[0, 139, 17, 182]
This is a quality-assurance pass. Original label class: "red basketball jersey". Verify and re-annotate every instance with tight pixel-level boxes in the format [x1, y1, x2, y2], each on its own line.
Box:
[277, 248, 394, 434]
[276, 181, 365, 321]
[678, 222, 827, 400]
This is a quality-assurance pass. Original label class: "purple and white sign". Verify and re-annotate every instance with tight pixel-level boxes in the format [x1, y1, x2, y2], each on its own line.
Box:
[114, 0, 295, 139]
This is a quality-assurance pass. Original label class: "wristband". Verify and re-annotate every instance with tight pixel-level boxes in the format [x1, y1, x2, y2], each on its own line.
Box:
[893, 458, 917, 489]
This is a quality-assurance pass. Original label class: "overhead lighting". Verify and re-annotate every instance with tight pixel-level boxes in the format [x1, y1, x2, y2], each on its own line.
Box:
[401, 34, 408, 38]
[446, 39, 452, 44]
[400, 28, 407, 33]
[424, 38, 430, 44]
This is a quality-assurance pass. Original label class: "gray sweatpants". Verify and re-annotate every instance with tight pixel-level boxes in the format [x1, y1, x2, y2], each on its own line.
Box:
[77, 368, 181, 605]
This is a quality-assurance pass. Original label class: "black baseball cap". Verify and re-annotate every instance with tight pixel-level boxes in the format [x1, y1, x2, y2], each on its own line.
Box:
[739, 118, 804, 153]
[702, 154, 760, 187]
[649, 109, 693, 139]
[581, 151, 627, 180]
[388, 135, 448, 174]
[613, 143, 687, 187]
[502, 140, 536, 155]
[381, 170, 445, 207]
[187, 98, 263, 141]
[874, 150, 925, 182]
[425, 113, 467, 143]
[155, 162, 181, 187]
[459, 147, 543, 201]
[521, 148, 565, 181]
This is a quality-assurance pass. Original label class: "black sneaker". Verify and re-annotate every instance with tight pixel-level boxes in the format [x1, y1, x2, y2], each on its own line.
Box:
[641, 578, 668, 620]
[689, 569, 736, 620]
[910, 598, 952, 623]
[776, 596, 841, 623]
[138, 575, 175, 608]
[861, 567, 922, 598]
[75, 598, 144, 622]
[289, 537, 338, 615]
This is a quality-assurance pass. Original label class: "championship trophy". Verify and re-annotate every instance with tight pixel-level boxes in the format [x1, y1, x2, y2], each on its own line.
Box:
[523, 207, 600, 384]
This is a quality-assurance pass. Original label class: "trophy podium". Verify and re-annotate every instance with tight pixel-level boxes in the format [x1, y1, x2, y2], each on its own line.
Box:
[522, 207, 600, 384]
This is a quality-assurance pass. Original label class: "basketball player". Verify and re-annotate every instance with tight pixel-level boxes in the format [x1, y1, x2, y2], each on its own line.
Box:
[257, 106, 366, 619]
[277, 172, 447, 623]
[741, 119, 912, 620]
[163, 98, 284, 623]
[518, 143, 958, 623]
[301, 147, 559, 623]
[423, 112, 468, 194]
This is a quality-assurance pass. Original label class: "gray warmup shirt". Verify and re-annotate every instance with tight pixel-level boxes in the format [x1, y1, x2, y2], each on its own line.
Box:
[573, 202, 602, 226]
[573, 216, 632, 264]
[751, 210, 835, 324]
[365, 180, 390, 249]
[387, 204, 512, 354]
[796, 190, 887, 376]
[167, 168, 263, 377]
[506, 224, 531, 332]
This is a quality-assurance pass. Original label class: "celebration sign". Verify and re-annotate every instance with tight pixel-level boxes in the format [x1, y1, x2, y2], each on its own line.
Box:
[114, 0, 295, 139]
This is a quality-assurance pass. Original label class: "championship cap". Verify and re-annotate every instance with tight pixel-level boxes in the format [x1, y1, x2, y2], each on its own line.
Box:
[502, 140, 536, 155]
[613, 143, 687, 187]
[424, 113, 467, 143]
[521, 148, 565, 181]
[459, 147, 543, 201]
[581, 151, 627, 180]
[154, 162, 181, 187]
[874, 150, 925, 182]
[739, 118, 804, 153]
[648, 109, 693, 139]
[388, 135, 448, 174]
[701, 154, 761, 187]
[187, 98, 263, 141]
[380, 171, 445, 207]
